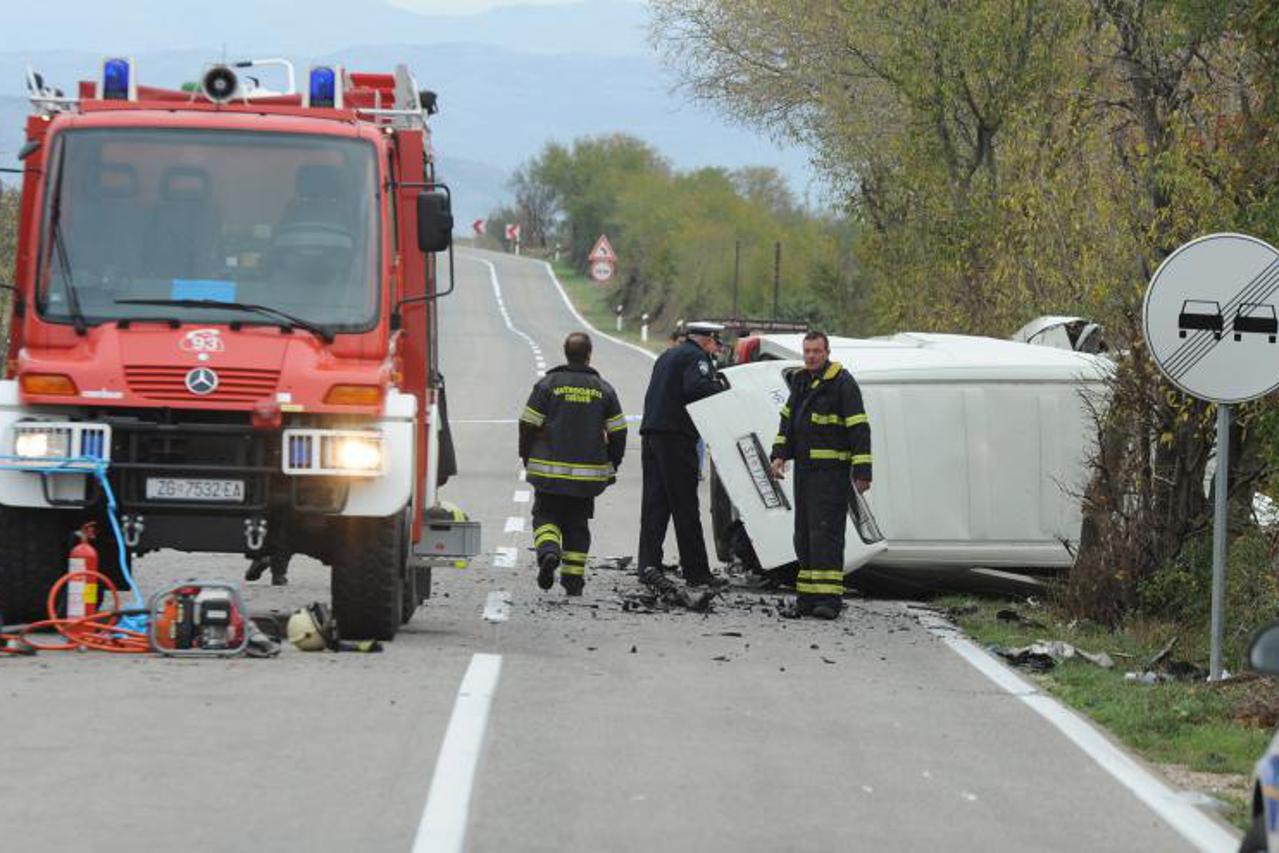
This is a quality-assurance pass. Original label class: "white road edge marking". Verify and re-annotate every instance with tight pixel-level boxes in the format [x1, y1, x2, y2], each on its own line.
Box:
[503, 516, 525, 533]
[453, 418, 517, 425]
[482, 590, 511, 623]
[465, 255, 548, 374]
[493, 546, 517, 568]
[914, 609, 1237, 852]
[513, 490, 530, 503]
[411, 653, 503, 853]
[542, 261, 657, 362]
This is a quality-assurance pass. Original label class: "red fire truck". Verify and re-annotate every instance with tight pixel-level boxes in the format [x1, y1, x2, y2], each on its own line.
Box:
[0, 58, 468, 639]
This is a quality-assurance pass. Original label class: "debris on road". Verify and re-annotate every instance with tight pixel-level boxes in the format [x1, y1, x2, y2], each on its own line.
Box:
[589, 555, 634, 572]
[627, 568, 716, 613]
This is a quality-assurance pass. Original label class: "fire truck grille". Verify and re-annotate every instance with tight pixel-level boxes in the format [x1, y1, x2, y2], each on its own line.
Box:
[124, 366, 281, 404]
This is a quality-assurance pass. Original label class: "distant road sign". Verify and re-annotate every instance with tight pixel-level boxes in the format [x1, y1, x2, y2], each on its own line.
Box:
[589, 260, 615, 284]
[1143, 232, 1279, 403]
[589, 234, 617, 262]
[472, 218, 486, 236]
[505, 223, 521, 242]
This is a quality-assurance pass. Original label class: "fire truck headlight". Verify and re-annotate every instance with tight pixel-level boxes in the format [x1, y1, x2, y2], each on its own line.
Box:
[329, 435, 383, 473]
[14, 428, 70, 459]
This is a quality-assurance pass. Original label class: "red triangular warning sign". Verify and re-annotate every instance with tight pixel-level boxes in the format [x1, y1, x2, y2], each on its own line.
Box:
[589, 235, 617, 262]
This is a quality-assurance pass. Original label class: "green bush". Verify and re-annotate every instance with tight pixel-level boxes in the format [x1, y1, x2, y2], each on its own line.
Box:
[1138, 528, 1279, 667]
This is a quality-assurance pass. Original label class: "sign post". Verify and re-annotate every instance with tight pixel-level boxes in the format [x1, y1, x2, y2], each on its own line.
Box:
[1143, 232, 1279, 680]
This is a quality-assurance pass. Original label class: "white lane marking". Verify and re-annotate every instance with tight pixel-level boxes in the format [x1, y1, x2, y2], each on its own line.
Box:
[915, 609, 1236, 852]
[513, 490, 530, 503]
[493, 546, 517, 568]
[411, 653, 503, 853]
[453, 419, 517, 425]
[517, 469, 526, 481]
[465, 255, 548, 374]
[482, 590, 511, 623]
[542, 261, 657, 362]
[503, 516, 525, 533]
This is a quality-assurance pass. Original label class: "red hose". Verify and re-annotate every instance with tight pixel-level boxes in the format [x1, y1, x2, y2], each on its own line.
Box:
[0, 570, 149, 655]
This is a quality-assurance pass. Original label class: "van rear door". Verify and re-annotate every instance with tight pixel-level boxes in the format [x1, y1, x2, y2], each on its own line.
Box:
[688, 361, 887, 573]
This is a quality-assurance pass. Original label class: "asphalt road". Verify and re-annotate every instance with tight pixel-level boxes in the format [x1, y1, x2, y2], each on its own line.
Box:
[0, 247, 1235, 852]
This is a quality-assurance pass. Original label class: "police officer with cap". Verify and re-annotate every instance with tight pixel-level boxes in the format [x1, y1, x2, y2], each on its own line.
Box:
[637, 320, 726, 587]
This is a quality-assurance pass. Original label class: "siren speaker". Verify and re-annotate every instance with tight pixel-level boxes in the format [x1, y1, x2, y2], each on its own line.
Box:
[201, 65, 238, 103]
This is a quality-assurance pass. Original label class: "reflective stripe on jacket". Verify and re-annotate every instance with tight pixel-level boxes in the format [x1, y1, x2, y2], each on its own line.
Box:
[518, 363, 627, 498]
[770, 361, 872, 481]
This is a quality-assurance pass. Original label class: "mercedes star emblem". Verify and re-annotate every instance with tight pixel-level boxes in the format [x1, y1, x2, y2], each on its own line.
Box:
[185, 367, 219, 395]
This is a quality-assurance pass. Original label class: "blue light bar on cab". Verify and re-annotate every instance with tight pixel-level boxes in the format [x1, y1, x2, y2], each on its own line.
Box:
[100, 57, 134, 101]
[308, 66, 338, 108]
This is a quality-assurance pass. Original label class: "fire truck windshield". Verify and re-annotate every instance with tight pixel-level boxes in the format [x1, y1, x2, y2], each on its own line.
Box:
[37, 128, 379, 334]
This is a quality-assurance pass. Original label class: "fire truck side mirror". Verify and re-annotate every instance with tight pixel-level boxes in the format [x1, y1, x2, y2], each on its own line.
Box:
[417, 191, 453, 254]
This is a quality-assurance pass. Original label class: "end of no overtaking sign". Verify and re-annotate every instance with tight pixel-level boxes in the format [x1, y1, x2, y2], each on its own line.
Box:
[1143, 232, 1279, 404]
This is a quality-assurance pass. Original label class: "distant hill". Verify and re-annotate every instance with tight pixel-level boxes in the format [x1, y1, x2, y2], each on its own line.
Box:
[0, 1, 825, 224]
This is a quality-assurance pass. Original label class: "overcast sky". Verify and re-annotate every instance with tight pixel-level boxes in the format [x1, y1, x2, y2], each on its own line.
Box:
[389, 0, 591, 12]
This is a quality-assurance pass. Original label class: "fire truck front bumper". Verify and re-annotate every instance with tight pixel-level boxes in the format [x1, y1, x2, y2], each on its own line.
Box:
[0, 380, 417, 524]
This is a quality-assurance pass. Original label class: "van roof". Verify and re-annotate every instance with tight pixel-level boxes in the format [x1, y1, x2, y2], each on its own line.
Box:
[755, 332, 1112, 384]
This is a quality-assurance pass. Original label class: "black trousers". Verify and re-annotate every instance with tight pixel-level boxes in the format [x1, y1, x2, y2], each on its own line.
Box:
[793, 465, 848, 611]
[532, 492, 593, 587]
[637, 432, 711, 581]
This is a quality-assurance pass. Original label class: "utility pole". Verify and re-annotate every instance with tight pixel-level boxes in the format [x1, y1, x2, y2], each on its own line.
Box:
[733, 239, 741, 319]
[772, 241, 781, 320]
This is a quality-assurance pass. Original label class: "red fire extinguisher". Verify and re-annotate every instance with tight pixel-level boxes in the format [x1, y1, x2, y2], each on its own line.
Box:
[66, 522, 99, 620]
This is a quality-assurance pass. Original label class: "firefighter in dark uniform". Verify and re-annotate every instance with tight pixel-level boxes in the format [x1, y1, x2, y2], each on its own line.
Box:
[637, 321, 726, 587]
[769, 330, 872, 619]
[519, 332, 627, 595]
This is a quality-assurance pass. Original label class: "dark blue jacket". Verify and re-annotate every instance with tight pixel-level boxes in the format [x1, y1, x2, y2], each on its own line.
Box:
[640, 340, 722, 437]
[519, 363, 627, 498]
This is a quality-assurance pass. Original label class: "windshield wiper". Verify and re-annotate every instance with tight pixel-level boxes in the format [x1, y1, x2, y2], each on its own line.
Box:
[114, 299, 335, 343]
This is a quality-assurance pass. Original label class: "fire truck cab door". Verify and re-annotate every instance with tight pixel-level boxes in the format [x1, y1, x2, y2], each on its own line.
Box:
[688, 362, 887, 574]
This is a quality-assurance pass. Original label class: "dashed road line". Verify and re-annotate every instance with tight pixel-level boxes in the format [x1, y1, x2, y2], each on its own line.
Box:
[503, 516, 524, 533]
[513, 490, 530, 503]
[482, 590, 511, 623]
[411, 653, 503, 853]
[493, 547, 517, 568]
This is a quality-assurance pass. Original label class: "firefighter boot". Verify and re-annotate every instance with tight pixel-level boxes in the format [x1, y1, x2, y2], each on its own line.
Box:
[537, 550, 560, 591]
[270, 553, 291, 586]
[533, 522, 563, 591]
[561, 550, 587, 596]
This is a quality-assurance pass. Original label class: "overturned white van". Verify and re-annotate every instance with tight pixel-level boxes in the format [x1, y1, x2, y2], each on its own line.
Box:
[688, 333, 1112, 580]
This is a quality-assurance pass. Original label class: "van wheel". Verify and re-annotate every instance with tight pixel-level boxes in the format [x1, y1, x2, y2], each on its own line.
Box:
[0, 507, 73, 624]
[331, 511, 405, 641]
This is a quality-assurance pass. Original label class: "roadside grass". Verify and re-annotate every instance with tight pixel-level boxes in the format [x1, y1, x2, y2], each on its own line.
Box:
[940, 595, 1276, 829]
[548, 261, 662, 353]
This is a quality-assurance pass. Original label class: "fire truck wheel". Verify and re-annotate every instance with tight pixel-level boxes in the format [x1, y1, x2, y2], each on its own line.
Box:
[331, 511, 405, 641]
[0, 506, 73, 624]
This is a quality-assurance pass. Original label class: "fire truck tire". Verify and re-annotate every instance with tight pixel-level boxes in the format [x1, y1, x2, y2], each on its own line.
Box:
[399, 508, 417, 625]
[0, 506, 72, 625]
[331, 511, 405, 641]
